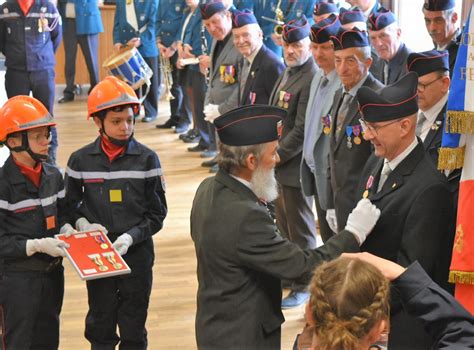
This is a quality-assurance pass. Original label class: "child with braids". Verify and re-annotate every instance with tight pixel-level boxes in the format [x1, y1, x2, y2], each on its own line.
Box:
[306, 257, 390, 350]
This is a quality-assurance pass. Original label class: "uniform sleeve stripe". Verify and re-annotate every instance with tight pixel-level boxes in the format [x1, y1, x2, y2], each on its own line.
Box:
[66, 167, 163, 180]
[0, 13, 21, 19]
[27, 13, 60, 19]
[0, 190, 64, 211]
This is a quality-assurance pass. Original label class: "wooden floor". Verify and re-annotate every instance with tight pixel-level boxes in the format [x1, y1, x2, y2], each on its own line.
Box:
[54, 94, 306, 349]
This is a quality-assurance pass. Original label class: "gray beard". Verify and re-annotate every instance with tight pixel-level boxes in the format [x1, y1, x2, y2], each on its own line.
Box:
[250, 166, 279, 202]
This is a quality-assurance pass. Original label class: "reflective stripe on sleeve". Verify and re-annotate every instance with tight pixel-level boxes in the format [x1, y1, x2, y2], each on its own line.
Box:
[0, 189, 65, 212]
[66, 167, 163, 180]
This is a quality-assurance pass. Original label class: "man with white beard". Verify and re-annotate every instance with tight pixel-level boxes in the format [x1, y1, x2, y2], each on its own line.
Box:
[190, 104, 381, 349]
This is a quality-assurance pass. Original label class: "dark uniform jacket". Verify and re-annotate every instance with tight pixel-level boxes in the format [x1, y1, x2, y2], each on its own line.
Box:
[358, 141, 451, 350]
[372, 43, 411, 85]
[327, 73, 383, 229]
[191, 170, 359, 349]
[239, 44, 285, 106]
[0, 0, 62, 72]
[0, 156, 66, 269]
[442, 30, 462, 77]
[394, 261, 474, 349]
[64, 137, 167, 271]
[269, 57, 318, 187]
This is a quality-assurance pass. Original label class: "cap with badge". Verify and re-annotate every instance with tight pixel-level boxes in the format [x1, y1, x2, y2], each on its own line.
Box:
[232, 8, 258, 28]
[407, 50, 449, 77]
[423, 0, 455, 11]
[310, 14, 341, 43]
[313, 2, 339, 16]
[331, 27, 370, 50]
[200, 0, 226, 20]
[357, 72, 419, 123]
[282, 15, 310, 43]
[367, 6, 397, 31]
[214, 105, 287, 146]
[339, 7, 365, 25]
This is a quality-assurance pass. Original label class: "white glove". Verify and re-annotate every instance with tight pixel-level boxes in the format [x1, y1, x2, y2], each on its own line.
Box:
[326, 209, 338, 233]
[59, 223, 77, 238]
[112, 233, 133, 256]
[26, 238, 68, 257]
[203, 104, 220, 123]
[75, 217, 108, 235]
[344, 199, 381, 245]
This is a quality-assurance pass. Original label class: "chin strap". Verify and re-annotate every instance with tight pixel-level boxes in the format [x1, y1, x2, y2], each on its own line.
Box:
[99, 116, 135, 147]
[8, 131, 48, 163]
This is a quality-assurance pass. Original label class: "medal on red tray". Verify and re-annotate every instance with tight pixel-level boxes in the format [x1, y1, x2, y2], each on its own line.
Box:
[105, 252, 123, 270]
[346, 126, 353, 149]
[94, 234, 109, 250]
[353, 124, 362, 145]
[363, 175, 374, 199]
[89, 254, 108, 272]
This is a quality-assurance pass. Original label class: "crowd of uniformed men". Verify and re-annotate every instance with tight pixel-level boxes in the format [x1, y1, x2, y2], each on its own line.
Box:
[0, 0, 470, 349]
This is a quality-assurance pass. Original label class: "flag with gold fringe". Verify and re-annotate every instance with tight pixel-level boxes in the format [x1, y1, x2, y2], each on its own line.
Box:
[440, 5, 474, 314]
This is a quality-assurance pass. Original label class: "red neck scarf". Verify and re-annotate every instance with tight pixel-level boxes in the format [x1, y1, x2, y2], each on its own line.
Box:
[18, 0, 35, 16]
[100, 135, 126, 162]
[13, 157, 42, 188]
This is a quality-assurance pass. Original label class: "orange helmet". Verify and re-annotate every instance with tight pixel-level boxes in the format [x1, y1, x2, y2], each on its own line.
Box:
[87, 76, 140, 119]
[0, 95, 55, 143]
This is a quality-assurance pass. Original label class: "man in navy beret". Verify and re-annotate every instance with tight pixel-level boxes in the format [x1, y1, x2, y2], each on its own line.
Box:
[232, 9, 284, 106]
[356, 72, 451, 350]
[422, 0, 460, 75]
[325, 27, 383, 237]
[368, 7, 412, 85]
[301, 14, 342, 245]
[339, 6, 367, 30]
[269, 15, 318, 308]
[191, 104, 381, 349]
[194, 0, 242, 171]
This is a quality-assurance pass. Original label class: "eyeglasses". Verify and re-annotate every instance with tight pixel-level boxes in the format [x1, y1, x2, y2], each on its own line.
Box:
[417, 76, 443, 92]
[359, 118, 401, 135]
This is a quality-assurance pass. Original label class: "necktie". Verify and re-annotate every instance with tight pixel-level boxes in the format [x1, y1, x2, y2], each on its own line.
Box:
[416, 112, 426, 137]
[377, 161, 392, 192]
[383, 63, 390, 84]
[240, 59, 251, 99]
[335, 92, 351, 139]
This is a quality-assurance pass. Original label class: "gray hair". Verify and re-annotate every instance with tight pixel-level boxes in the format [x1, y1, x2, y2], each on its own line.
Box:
[356, 46, 372, 61]
[217, 143, 266, 173]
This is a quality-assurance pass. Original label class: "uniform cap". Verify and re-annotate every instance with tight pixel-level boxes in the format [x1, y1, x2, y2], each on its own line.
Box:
[310, 14, 341, 43]
[407, 50, 449, 77]
[232, 9, 258, 28]
[357, 72, 419, 122]
[282, 15, 311, 43]
[367, 7, 397, 31]
[214, 105, 287, 146]
[330, 27, 370, 50]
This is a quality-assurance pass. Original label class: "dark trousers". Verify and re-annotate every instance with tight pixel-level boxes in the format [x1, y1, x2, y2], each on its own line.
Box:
[5, 68, 57, 162]
[138, 56, 159, 119]
[85, 270, 153, 350]
[164, 52, 191, 125]
[313, 186, 334, 243]
[0, 266, 64, 349]
[186, 69, 211, 147]
[63, 18, 100, 96]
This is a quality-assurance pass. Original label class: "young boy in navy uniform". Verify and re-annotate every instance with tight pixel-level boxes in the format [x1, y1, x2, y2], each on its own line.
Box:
[64, 76, 168, 349]
[0, 96, 73, 349]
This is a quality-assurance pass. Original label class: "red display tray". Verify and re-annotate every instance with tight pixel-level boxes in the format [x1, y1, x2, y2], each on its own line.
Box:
[56, 230, 131, 281]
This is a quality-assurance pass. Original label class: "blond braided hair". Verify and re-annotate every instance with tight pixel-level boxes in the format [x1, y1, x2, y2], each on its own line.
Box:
[309, 257, 390, 350]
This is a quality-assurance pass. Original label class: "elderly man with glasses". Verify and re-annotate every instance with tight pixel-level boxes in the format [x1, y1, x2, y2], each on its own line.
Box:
[355, 72, 452, 350]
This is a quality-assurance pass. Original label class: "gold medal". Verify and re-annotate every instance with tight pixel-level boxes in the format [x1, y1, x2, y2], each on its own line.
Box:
[363, 190, 369, 199]
[323, 126, 330, 135]
[113, 263, 123, 270]
[98, 265, 109, 272]
[100, 243, 109, 250]
[283, 102, 289, 109]
[278, 100, 284, 108]
[38, 19, 43, 33]
[354, 136, 361, 145]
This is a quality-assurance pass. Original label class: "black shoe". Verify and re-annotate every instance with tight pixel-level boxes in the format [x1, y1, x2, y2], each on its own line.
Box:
[188, 144, 208, 152]
[182, 134, 200, 144]
[58, 95, 74, 104]
[201, 157, 217, 167]
[156, 119, 178, 129]
[200, 150, 217, 158]
[142, 115, 157, 123]
[179, 129, 198, 140]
